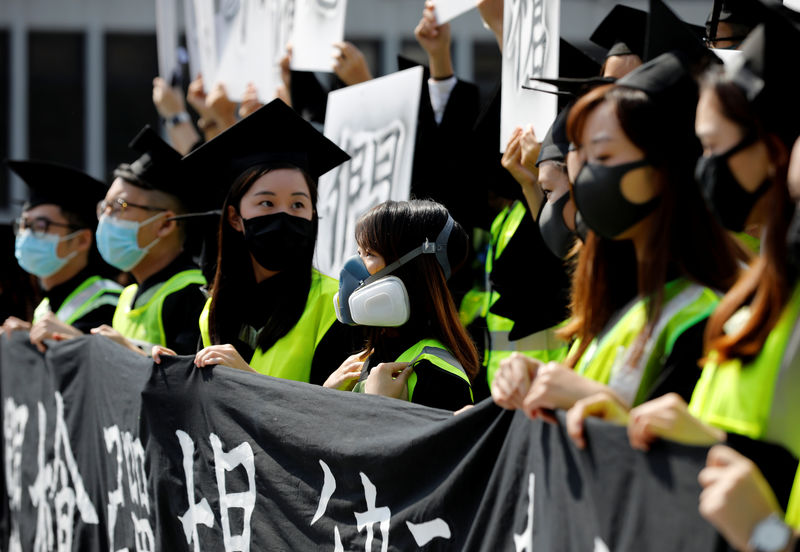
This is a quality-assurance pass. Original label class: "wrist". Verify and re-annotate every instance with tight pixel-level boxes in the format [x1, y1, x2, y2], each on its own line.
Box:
[429, 56, 454, 81]
[164, 111, 191, 129]
[748, 513, 793, 552]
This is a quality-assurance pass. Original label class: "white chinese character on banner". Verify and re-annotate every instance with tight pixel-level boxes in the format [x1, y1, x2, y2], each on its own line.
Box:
[4, 398, 29, 552]
[176, 430, 257, 552]
[103, 424, 154, 552]
[29, 392, 99, 552]
[311, 460, 451, 549]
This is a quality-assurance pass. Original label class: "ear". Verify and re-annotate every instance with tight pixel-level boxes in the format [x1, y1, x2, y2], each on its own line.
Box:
[75, 228, 93, 253]
[765, 134, 790, 177]
[227, 204, 244, 233]
[156, 210, 177, 238]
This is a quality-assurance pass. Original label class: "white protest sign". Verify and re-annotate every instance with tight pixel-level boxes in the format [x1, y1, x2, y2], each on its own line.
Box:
[290, 0, 348, 72]
[316, 66, 424, 277]
[500, 0, 559, 152]
[156, 0, 179, 80]
[190, 0, 218, 84]
[194, 0, 292, 101]
[711, 48, 742, 68]
[433, 0, 479, 24]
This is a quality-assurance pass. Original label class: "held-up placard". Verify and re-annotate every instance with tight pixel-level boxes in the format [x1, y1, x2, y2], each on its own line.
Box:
[315, 66, 424, 277]
[290, 0, 349, 72]
[500, 0, 560, 152]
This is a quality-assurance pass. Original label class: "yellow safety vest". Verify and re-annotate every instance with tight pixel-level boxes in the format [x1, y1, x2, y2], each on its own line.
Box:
[199, 269, 339, 383]
[112, 269, 206, 349]
[688, 283, 800, 458]
[788, 469, 800, 529]
[483, 201, 568, 388]
[33, 275, 122, 326]
[574, 278, 720, 406]
[353, 338, 473, 403]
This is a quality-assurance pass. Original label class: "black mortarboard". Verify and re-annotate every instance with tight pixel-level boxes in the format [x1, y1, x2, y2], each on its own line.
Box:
[114, 126, 185, 197]
[524, 40, 606, 109]
[6, 159, 107, 228]
[728, 17, 800, 145]
[590, 5, 648, 59]
[536, 106, 570, 166]
[182, 99, 350, 208]
[705, 0, 800, 41]
[645, 0, 720, 66]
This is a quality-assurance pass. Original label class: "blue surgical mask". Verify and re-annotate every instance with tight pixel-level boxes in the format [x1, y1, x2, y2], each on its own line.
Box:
[95, 212, 164, 272]
[15, 228, 81, 278]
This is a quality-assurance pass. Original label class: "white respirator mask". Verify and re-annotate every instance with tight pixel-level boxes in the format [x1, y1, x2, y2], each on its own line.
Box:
[334, 215, 455, 327]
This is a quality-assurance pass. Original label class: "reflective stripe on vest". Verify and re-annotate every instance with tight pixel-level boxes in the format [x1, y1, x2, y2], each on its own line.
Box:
[112, 269, 206, 349]
[688, 282, 800, 458]
[199, 269, 339, 383]
[574, 278, 720, 407]
[33, 276, 123, 325]
[484, 201, 554, 389]
[485, 324, 569, 389]
[396, 338, 473, 403]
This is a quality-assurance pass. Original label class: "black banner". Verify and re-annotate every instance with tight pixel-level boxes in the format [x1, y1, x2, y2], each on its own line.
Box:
[0, 333, 724, 551]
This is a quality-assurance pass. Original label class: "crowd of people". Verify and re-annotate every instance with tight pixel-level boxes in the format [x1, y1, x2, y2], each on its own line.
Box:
[2, 0, 800, 549]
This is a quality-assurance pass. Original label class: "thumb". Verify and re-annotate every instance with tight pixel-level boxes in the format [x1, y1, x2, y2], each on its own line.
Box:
[395, 363, 415, 384]
[706, 444, 739, 468]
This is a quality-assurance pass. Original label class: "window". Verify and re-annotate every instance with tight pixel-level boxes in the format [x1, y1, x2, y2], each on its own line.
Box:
[472, 40, 501, 103]
[105, 33, 159, 177]
[28, 32, 86, 169]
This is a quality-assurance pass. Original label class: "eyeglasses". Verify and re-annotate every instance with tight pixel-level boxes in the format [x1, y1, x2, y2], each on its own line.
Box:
[13, 216, 80, 237]
[97, 197, 167, 220]
[702, 35, 747, 49]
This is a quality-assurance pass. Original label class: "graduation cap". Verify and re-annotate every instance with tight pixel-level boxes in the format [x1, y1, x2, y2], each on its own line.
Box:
[728, 17, 800, 145]
[645, 0, 721, 67]
[590, 5, 648, 59]
[706, 0, 766, 40]
[114, 126, 185, 198]
[524, 40, 607, 109]
[182, 99, 351, 208]
[6, 159, 107, 228]
[536, 106, 570, 166]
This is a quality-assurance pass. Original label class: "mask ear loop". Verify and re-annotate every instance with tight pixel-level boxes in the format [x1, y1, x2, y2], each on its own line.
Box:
[362, 214, 456, 285]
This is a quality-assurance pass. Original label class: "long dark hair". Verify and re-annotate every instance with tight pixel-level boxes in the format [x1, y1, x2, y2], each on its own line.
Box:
[208, 163, 318, 354]
[562, 84, 746, 367]
[356, 200, 480, 380]
[699, 70, 794, 362]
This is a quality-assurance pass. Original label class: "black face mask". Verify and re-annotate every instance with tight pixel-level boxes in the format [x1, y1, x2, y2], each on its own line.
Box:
[574, 210, 589, 242]
[242, 212, 315, 272]
[695, 134, 770, 232]
[573, 159, 660, 239]
[539, 192, 575, 259]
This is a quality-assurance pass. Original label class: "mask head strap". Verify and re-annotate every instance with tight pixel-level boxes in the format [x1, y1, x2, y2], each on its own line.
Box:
[363, 214, 455, 284]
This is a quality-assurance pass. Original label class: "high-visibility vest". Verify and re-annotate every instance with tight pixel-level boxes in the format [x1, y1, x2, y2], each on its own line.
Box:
[688, 283, 800, 458]
[199, 269, 339, 383]
[112, 269, 206, 349]
[788, 469, 800, 529]
[483, 201, 569, 388]
[574, 278, 720, 406]
[33, 275, 122, 326]
[353, 338, 473, 403]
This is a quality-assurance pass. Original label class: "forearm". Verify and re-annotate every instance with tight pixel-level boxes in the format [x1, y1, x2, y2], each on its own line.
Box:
[428, 50, 454, 80]
[166, 122, 201, 156]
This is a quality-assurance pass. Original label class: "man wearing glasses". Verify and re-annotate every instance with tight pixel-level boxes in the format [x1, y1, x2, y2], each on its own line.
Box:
[92, 126, 207, 355]
[1, 160, 122, 350]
